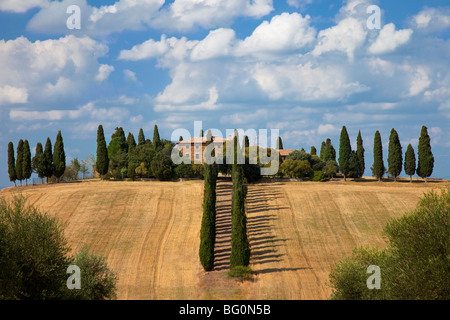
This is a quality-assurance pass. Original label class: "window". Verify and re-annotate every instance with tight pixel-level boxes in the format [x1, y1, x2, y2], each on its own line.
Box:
[185, 153, 189, 159]
[195, 154, 200, 159]
[195, 145, 200, 149]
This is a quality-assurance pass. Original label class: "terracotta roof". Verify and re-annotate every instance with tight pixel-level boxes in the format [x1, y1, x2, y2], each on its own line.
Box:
[279, 149, 296, 156]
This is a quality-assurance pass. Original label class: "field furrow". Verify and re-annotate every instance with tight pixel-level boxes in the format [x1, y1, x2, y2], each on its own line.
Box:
[1, 179, 447, 299]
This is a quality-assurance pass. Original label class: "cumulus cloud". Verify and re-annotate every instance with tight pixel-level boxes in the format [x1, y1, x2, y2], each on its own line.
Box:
[191, 28, 236, 61]
[154, 86, 220, 112]
[95, 64, 115, 82]
[0, 86, 28, 106]
[0, 35, 109, 106]
[312, 17, 367, 61]
[412, 7, 450, 33]
[0, 0, 48, 13]
[251, 62, 368, 101]
[235, 12, 316, 57]
[368, 23, 413, 55]
[153, 0, 273, 31]
[27, 0, 273, 36]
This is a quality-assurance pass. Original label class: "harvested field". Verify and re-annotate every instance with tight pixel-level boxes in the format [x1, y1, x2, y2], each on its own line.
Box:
[1, 179, 448, 299]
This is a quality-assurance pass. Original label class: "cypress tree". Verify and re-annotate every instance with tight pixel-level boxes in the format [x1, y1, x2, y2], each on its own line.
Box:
[16, 139, 24, 185]
[7, 142, 17, 186]
[22, 139, 32, 186]
[310, 146, 317, 156]
[230, 161, 250, 268]
[108, 127, 127, 156]
[96, 125, 109, 180]
[276, 136, 283, 150]
[53, 131, 66, 183]
[32, 142, 45, 184]
[138, 128, 146, 146]
[230, 133, 250, 269]
[126, 132, 137, 153]
[404, 144, 416, 183]
[244, 135, 250, 150]
[199, 138, 217, 271]
[338, 126, 352, 181]
[348, 150, 361, 179]
[43, 138, 54, 183]
[387, 128, 403, 181]
[153, 124, 161, 150]
[417, 126, 434, 182]
[323, 139, 336, 162]
[371, 130, 385, 181]
[356, 131, 365, 178]
[320, 141, 326, 160]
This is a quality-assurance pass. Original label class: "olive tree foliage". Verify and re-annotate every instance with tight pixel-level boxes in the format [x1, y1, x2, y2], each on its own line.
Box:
[329, 189, 450, 300]
[0, 195, 118, 300]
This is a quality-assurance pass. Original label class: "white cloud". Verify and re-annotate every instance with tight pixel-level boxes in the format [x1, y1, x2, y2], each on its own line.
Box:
[154, 86, 219, 112]
[153, 0, 273, 31]
[191, 28, 236, 61]
[123, 69, 139, 83]
[412, 7, 450, 33]
[368, 23, 413, 55]
[317, 124, 339, 136]
[96, 64, 115, 82]
[220, 109, 269, 125]
[10, 101, 129, 123]
[251, 62, 368, 101]
[118, 35, 171, 61]
[0, 86, 28, 106]
[287, 0, 313, 9]
[0, 35, 109, 106]
[27, 0, 273, 36]
[235, 12, 316, 56]
[401, 65, 431, 97]
[312, 17, 367, 61]
[0, 0, 48, 13]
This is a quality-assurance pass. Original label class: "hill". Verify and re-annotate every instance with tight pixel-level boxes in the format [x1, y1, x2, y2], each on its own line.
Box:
[1, 179, 448, 299]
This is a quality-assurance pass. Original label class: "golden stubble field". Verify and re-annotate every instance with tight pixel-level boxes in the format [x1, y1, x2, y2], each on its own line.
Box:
[1, 178, 448, 300]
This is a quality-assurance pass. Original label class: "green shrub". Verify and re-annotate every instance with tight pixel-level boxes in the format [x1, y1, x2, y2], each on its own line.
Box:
[311, 171, 327, 182]
[0, 195, 118, 300]
[329, 189, 450, 300]
[228, 266, 253, 281]
[66, 247, 118, 300]
[151, 152, 174, 181]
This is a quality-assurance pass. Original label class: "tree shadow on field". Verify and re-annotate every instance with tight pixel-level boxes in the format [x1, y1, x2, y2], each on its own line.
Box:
[246, 184, 298, 274]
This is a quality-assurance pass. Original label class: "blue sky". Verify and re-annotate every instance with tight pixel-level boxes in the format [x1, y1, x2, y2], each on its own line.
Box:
[0, 0, 449, 188]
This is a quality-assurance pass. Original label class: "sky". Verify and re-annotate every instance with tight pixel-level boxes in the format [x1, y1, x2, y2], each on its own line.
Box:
[0, 0, 449, 188]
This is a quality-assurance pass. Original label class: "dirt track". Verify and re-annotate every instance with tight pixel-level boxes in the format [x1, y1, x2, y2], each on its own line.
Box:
[1, 179, 447, 299]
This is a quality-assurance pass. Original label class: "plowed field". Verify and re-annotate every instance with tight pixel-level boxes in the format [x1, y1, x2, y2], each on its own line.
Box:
[1, 179, 447, 299]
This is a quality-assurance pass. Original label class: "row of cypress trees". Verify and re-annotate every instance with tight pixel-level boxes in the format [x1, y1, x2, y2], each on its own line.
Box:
[95, 124, 164, 180]
[8, 131, 66, 186]
[338, 127, 365, 181]
[199, 132, 251, 271]
[371, 126, 434, 182]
